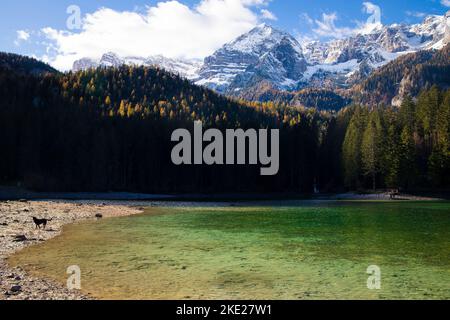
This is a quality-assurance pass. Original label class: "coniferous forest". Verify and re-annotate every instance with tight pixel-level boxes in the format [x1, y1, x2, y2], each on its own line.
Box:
[0, 52, 449, 194]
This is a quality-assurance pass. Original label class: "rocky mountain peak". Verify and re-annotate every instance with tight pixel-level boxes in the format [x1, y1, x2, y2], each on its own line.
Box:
[100, 52, 122, 67]
[223, 24, 297, 54]
[197, 24, 306, 93]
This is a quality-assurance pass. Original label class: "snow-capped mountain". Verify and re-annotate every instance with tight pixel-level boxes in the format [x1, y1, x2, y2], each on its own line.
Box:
[196, 24, 307, 93]
[72, 57, 98, 71]
[299, 12, 449, 89]
[73, 11, 449, 95]
[73, 52, 202, 80]
[196, 12, 448, 94]
[145, 55, 201, 80]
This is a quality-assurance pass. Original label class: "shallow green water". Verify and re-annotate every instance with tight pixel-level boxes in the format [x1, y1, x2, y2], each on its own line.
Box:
[9, 201, 450, 300]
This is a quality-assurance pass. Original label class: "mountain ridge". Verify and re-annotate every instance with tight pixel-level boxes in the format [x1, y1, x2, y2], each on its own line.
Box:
[73, 52, 202, 80]
[72, 11, 449, 97]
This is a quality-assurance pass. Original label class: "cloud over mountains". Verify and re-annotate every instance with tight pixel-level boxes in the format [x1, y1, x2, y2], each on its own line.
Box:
[41, 0, 272, 70]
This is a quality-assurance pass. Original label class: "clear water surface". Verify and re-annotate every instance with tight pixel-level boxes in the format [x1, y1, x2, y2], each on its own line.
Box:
[9, 201, 450, 300]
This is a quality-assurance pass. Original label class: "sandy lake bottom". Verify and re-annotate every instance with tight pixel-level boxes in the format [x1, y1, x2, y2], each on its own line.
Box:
[9, 201, 450, 300]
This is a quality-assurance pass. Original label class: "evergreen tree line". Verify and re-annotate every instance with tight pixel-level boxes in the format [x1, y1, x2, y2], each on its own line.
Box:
[0, 56, 449, 193]
[235, 82, 350, 111]
[0, 64, 322, 193]
[341, 86, 450, 191]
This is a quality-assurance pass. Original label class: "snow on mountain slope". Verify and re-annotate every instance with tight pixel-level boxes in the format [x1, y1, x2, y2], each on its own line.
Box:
[145, 55, 201, 80]
[72, 58, 98, 72]
[303, 59, 360, 80]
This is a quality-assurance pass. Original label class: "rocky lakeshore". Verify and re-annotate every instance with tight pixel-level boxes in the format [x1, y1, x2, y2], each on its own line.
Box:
[0, 200, 143, 300]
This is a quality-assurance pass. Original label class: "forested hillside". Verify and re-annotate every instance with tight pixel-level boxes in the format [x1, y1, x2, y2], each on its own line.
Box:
[235, 82, 350, 111]
[354, 44, 450, 106]
[0, 52, 57, 75]
[0, 53, 449, 193]
[0, 55, 324, 193]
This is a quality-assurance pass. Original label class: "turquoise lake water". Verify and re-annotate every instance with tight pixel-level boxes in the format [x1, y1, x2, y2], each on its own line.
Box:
[10, 201, 450, 299]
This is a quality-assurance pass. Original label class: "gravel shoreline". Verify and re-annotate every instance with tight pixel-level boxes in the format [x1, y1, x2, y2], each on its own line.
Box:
[0, 200, 143, 300]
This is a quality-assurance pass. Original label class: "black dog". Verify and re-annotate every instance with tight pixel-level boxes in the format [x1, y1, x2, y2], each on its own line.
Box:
[32, 217, 53, 230]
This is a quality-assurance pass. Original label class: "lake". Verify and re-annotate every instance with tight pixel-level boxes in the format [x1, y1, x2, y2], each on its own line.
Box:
[9, 201, 450, 300]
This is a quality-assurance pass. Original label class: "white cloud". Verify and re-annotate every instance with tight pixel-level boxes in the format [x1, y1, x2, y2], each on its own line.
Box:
[14, 30, 30, 46]
[39, 0, 270, 71]
[405, 11, 426, 18]
[312, 2, 382, 39]
[299, 13, 314, 26]
[260, 9, 277, 21]
[441, 0, 450, 8]
[313, 13, 356, 38]
[17, 30, 30, 41]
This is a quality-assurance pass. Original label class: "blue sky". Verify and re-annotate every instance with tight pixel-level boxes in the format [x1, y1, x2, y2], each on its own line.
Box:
[1, 0, 449, 70]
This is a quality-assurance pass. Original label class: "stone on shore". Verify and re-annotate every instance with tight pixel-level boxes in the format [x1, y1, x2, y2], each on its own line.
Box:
[13, 235, 27, 242]
[10, 285, 22, 293]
